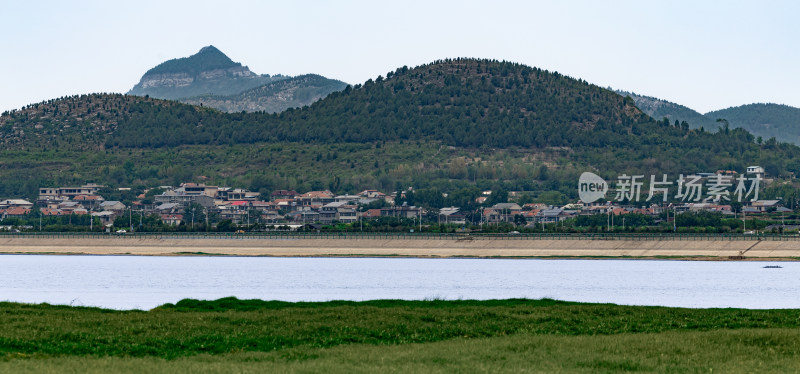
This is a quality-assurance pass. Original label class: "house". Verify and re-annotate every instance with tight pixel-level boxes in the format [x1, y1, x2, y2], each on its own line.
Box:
[536, 208, 575, 223]
[271, 190, 299, 200]
[523, 209, 540, 223]
[0, 199, 34, 209]
[160, 214, 183, 226]
[362, 209, 383, 219]
[91, 211, 116, 226]
[249, 201, 272, 212]
[320, 202, 346, 224]
[287, 210, 320, 223]
[482, 208, 502, 223]
[270, 198, 297, 212]
[438, 207, 466, 225]
[297, 190, 335, 207]
[260, 209, 282, 223]
[334, 195, 361, 204]
[99, 201, 126, 213]
[218, 188, 259, 201]
[2, 207, 31, 218]
[176, 183, 219, 198]
[359, 190, 387, 199]
[610, 207, 628, 215]
[632, 206, 660, 216]
[380, 204, 422, 219]
[41, 208, 65, 216]
[747, 166, 766, 180]
[750, 200, 780, 212]
[72, 195, 104, 210]
[742, 206, 760, 214]
[228, 201, 251, 210]
[687, 203, 731, 213]
[219, 206, 247, 224]
[155, 202, 181, 214]
[336, 206, 358, 224]
[154, 191, 215, 209]
[58, 201, 84, 212]
[489, 203, 522, 223]
[523, 203, 548, 211]
[38, 184, 104, 201]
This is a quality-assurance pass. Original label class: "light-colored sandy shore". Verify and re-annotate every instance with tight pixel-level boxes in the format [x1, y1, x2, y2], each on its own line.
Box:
[0, 236, 799, 259]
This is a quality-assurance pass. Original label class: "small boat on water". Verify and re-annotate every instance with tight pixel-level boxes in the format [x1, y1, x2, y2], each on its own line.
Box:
[763, 265, 783, 269]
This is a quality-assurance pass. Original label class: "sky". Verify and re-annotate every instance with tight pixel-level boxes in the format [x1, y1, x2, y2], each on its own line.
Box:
[1, 0, 798, 114]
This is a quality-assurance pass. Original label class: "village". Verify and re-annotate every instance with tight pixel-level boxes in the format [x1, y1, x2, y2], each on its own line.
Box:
[0, 166, 793, 232]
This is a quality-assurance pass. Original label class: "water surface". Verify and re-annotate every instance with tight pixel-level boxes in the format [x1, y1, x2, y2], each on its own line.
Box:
[0, 255, 797, 310]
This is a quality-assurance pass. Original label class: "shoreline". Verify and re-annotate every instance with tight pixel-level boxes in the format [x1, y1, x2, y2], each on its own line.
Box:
[0, 236, 799, 260]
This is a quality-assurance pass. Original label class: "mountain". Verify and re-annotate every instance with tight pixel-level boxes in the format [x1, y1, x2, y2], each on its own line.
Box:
[128, 45, 279, 99]
[127, 46, 346, 113]
[706, 103, 800, 145]
[2, 58, 799, 201]
[619, 90, 800, 145]
[182, 74, 347, 113]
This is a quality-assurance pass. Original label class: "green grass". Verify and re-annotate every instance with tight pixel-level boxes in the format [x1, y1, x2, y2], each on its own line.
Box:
[3, 329, 799, 373]
[1, 298, 799, 372]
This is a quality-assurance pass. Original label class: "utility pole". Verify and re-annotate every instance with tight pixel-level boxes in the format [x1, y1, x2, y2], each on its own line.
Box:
[129, 207, 133, 232]
[743, 209, 746, 233]
[673, 206, 677, 232]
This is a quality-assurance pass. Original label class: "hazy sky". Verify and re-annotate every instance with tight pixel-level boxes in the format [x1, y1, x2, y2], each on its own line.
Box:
[1, 0, 798, 113]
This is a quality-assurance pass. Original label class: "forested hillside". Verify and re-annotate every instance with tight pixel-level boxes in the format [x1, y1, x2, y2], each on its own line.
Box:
[706, 103, 800, 145]
[1, 58, 798, 201]
[621, 90, 800, 145]
[0, 94, 184, 150]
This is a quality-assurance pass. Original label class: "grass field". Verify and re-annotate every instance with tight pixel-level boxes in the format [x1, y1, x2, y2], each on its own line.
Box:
[1, 298, 799, 372]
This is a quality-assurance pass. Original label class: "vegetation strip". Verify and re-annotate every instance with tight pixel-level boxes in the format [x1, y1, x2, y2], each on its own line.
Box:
[1, 297, 799, 361]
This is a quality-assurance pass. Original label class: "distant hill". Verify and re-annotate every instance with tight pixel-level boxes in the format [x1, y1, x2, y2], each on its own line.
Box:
[182, 74, 347, 113]
[619, 90, 800, 145]
[127, 46, 346, 113]
[615, 90, 717, 130]
[706, 103, 800, 145]
[128, 45, 280, 99]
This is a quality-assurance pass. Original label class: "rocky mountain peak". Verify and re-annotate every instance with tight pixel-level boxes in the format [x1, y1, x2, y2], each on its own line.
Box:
[127, 46, 263, 99]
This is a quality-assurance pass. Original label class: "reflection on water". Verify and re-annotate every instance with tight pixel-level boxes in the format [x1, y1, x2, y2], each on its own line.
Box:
[0, 255, 797, 310]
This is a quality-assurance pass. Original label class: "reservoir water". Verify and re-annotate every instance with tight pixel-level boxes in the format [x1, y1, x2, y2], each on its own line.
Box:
[1, 255, 798, 310]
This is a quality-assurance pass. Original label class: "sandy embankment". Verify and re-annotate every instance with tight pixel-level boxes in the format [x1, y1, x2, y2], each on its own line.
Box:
[0, 236, 799, 259]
